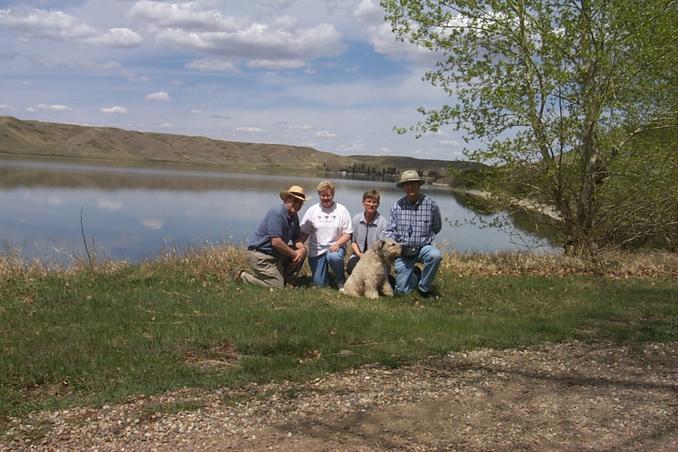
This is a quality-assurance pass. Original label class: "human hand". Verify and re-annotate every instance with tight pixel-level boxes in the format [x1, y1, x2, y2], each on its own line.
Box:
[292, 246, 306, 263]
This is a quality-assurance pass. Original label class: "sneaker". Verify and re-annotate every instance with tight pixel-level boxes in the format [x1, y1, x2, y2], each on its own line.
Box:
[337, 282, 345, 293]
[417, 287, 434, 299]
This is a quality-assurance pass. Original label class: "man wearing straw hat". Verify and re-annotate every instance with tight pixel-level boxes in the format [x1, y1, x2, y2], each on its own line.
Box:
[385, 170, 442, 297]
[234, 185, 308, 288]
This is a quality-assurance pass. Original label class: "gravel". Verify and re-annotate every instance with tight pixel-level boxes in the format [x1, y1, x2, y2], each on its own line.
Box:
[3, 341, 677, 451]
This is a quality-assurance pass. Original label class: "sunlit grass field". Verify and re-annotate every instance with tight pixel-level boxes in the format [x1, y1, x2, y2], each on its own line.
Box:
[1, 247, 676, 420]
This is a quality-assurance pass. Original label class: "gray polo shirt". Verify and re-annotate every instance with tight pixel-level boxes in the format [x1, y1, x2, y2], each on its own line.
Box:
[247, 204, 300, 256]
[351, 211, 387, 253]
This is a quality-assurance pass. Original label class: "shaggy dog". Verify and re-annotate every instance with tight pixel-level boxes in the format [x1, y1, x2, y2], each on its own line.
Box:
[343, 238, 401, 299]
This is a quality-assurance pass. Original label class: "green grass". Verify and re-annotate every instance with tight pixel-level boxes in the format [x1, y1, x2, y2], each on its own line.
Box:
[1, 261, 676, 420]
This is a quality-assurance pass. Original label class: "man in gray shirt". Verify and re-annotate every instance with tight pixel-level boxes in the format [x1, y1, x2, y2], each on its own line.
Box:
[235, 185, 308, 288]
[346, 189, 388, 275]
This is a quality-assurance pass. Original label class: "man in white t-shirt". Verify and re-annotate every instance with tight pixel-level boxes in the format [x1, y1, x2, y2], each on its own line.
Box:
[299, 180, 352, 289]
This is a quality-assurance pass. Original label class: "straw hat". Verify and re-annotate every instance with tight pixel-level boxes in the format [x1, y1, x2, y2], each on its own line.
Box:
[279, 185, 308, 202]
[396, 170, 425, 187]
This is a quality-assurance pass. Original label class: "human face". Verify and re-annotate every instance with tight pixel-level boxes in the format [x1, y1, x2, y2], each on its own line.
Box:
[362, 197, 379, 216]
[284, 197, 304, 215]
[318, 188, 334, 208]
[402, 181, 421, 203]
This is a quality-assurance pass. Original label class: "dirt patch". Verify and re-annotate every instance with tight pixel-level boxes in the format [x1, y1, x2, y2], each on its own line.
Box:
[182, 341, 240, 370]
[3, 342, 676, 450]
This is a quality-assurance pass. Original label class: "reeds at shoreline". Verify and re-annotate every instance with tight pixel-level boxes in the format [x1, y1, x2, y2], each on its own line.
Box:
[2, 245, 676, 280]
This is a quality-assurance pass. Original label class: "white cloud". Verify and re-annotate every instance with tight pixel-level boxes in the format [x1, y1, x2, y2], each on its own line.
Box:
[354, 0, 436, 63]
[129, 1, 234, 31]
[315, 131, 336, 138]
[236, 126, 264, 132]
[283, 72, 442, 108]
[36, 103, 72, 112]
[186, 57, 239, 73]
[246, 59, 306, 70]
[160, 123, 173, 128]
[101, 106, 127, 114]
[355, 0, 384, 24]
[145, 91, 170, 102]
[86, 28, 142, 48]
[95, 61, 123, 70]
[0, 8, 142, 48]
[440, 139, 459, 146]
[131, 0, 344, 70]
[0, 104, 15, 111]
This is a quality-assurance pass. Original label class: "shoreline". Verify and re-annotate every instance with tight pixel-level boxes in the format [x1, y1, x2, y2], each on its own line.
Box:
[456, 188, 563, 221]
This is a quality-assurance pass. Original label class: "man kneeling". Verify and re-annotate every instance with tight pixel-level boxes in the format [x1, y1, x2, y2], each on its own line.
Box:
[236, 185, 308, 288]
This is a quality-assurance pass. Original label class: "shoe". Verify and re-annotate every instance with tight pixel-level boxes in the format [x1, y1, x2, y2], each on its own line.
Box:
[337, 282, 345, 293]
[417, 287, 434, 298]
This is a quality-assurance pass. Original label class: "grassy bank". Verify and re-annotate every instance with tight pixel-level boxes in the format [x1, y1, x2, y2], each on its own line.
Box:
[1, 248, 676, 421]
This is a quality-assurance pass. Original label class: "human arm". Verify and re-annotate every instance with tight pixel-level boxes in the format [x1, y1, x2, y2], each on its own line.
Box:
[271, 236, 306, 263]
[329, 206, 353, 252]
[271, 237, 306, 262]
[375, 214, 388, 240]
[329, 232, 351, 253]
[384, 203, 399, 241]
[350, 214, 362, 257]
[431, 201, 442, 234]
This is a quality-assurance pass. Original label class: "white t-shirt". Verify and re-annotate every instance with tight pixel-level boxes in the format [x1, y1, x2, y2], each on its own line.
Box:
[300, 202, 353, 257]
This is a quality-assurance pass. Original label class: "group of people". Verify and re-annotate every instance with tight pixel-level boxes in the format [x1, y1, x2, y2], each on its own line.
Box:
[235, 169, 442, 298]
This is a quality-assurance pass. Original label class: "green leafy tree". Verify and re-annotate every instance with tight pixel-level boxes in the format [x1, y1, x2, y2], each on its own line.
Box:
[382, 0, 678, 255]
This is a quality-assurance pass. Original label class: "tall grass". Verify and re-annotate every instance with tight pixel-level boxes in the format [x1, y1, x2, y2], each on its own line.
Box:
[1, 246, 676, 419]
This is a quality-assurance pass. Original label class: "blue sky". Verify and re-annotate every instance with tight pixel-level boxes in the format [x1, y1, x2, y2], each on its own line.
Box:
[1, 0, 465, 160]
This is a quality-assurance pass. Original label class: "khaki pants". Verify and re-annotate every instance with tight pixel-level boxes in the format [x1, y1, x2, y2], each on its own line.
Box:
[240, 250, 304, 288]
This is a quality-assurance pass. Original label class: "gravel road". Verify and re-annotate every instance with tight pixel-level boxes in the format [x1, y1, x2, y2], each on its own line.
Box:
[3, 341, 676, 451]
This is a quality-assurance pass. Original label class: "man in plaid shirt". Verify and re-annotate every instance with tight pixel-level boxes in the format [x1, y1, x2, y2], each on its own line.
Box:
[385, 170, 443, 297]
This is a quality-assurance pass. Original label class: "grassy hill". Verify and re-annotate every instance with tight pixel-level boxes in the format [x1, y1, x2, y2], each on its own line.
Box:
[0, 116, 476, 177]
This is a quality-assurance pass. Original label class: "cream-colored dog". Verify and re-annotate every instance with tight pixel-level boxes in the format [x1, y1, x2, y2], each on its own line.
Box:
[343, 238, 401, 299]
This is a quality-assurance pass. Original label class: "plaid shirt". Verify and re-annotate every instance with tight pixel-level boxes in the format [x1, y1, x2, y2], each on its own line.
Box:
[385, 194, 442, 248]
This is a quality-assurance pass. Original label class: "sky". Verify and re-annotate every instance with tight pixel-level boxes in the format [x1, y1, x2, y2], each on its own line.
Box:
[0, 0, 466, 161]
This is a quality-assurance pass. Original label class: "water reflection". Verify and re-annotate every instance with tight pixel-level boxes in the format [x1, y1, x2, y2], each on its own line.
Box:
[449, 190, 563, 245]
[0, 158, 556, 264]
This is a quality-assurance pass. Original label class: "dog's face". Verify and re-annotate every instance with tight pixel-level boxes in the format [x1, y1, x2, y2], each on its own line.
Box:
[375, 238, 401, 262]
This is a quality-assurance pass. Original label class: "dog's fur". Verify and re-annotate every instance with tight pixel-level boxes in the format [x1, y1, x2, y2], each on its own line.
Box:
[343, 238, 401, 299]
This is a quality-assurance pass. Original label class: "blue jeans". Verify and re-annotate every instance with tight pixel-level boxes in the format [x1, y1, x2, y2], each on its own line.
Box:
[308, 248, 346, 287]
[393, 244, 442, 294]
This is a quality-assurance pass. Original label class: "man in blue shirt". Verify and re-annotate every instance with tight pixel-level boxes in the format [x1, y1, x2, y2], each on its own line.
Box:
[385, 170, 443, 297]
[236, 185, 308, 288]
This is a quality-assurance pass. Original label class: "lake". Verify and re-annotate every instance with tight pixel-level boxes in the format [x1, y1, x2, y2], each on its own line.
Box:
[0, 158, 557, 264]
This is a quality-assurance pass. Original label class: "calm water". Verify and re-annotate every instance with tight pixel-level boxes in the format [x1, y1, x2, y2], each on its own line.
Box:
[0, 158, 556, 264]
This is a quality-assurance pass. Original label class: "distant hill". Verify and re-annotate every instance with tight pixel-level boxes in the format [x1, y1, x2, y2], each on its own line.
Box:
[0, 116, 479, 179]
